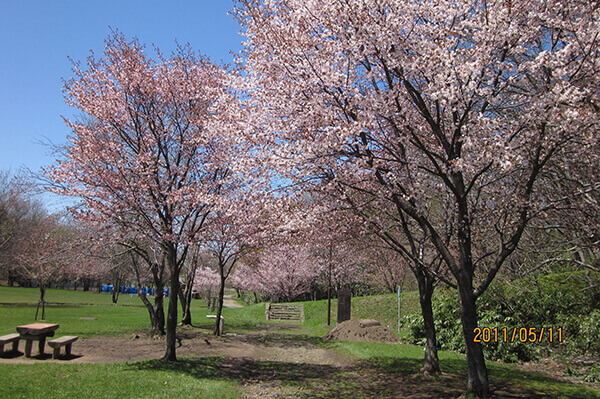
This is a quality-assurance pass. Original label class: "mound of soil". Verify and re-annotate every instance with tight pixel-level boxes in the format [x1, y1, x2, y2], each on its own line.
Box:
[323, 319, 400, 344]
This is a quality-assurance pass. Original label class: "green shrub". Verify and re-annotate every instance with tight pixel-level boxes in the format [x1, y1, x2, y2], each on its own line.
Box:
[584, 363, 600, 383]
[403, 271, 600, 363]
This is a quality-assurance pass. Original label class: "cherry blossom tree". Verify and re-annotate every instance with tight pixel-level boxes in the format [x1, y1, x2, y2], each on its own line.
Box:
[201, 191, 272, 335]
[16, 212, 80, 319]
[234, 243, 321, 302]
[193, 264, 220, 310]
[235, 0, 600, 394]
[361, 242, 412, 295]
[47, 32, 235, 361]
[0, 170, 39, 286]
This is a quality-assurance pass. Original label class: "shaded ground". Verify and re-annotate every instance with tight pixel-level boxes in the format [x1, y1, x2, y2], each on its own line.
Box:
[1, 325, 597, 398]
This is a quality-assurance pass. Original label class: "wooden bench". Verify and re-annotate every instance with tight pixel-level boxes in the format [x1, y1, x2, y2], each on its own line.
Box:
[47, 336, 78, 359]
[265, 303, 304, 322]
[0, 333, 20, 354]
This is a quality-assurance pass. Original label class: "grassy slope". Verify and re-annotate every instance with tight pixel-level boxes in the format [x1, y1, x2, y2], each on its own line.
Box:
[275, 290, 419, 338]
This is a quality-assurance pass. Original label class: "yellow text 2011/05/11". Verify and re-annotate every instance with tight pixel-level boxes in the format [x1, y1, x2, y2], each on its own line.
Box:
[473, 327, 562, 343]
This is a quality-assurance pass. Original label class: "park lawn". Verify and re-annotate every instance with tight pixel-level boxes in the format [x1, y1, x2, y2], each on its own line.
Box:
[0, 358, 240, 399]
[0, 287, 273, 337]
[0, 303, 154, 337]
[1, 287, 599, 398]
[0, 286, 222, 337]
[0, 287, 417, 338]
[0, 286, 144, 306]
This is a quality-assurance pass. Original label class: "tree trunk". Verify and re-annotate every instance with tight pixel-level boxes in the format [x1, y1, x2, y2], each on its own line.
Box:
[457, 273, 489, 397]
[129, 251, 165, 335]
[327, 256, 332, 326]
[163, 253, 180, 361]
[83, 278, 90, 291]
[415, 269, 440, 373]
[179, 278, 193, 326]
[154, 283, 166, 335]
[35, 285, 47, 320]
[213, 276, 226, 336]
[112, 276, 121, 304]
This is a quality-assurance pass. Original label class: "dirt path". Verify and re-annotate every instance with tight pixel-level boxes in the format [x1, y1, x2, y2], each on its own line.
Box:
[223, 292, 243, 309]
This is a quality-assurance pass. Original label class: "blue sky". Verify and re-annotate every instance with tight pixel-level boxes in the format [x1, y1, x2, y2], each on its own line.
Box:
[0, 1, 243, 207]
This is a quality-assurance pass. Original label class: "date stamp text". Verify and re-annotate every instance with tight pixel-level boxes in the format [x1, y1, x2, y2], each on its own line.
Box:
[473, 327, 563, 343]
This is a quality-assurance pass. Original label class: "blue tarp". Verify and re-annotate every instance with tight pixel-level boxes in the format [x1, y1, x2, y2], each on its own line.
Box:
[102, 286, 160, 296]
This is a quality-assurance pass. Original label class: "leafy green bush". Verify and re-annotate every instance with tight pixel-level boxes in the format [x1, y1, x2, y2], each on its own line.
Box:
[403, 271, 600, 362]
[584, 362, 600, 383]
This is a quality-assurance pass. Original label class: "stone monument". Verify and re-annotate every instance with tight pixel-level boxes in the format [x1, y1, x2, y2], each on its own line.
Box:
[337, 288, 351, 323]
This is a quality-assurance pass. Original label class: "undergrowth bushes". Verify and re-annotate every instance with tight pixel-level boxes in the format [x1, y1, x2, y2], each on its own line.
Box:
[404, 271, 600, 364]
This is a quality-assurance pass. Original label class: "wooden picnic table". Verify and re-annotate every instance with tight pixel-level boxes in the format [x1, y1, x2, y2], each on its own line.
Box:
[16, 323, 60, 358]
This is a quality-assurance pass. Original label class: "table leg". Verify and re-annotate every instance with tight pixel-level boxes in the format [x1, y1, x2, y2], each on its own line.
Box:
[25, 339, 32, 358]
[38, 337, 46, 355]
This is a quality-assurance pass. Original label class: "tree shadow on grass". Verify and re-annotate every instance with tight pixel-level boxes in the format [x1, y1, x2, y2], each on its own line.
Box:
[129, 356, 465, 398]
[374, 357, 599, 399]
[127, 354, 599, 398]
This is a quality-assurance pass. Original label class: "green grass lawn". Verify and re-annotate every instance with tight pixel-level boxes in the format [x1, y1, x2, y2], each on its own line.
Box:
[1, 286, 599, 399]
[0, 286, 144, 306]
[0, 287, 270, 337]
[0, 358, 240, 399]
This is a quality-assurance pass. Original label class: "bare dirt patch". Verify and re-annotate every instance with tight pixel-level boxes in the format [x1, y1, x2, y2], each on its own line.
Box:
[0, 326, 352, 367]
[323, 319, 400, 344]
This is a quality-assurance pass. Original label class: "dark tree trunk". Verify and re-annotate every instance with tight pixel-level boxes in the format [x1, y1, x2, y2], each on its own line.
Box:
[179, 278, 193, 326]
[111, 275, 121, 304]
[327, 251, 332, 326]
[83, 278, 91, 292]
[213, 276, 226, 336]
[457, 272, 489, 397]
[154, 283, 166, 335]
[35, 285, 47, 320]
[415, 269, 440, 373]
[136, 282, 165, 336]
[133, 269, 165, 336]
[163, 263, 180, 361]
[129, 251, 166, 335]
